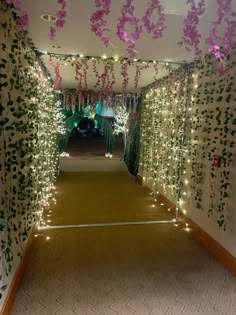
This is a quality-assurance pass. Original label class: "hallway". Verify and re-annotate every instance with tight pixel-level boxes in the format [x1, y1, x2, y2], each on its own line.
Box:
[11, 165, 236, 315]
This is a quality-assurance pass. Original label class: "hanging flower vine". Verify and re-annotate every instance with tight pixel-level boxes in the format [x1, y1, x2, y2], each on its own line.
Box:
[49, 56, 62, 90]
[142, 0, 165, 39]
[75, 60, 84, 99]
[90, 0, 111, 46]
[206, 0, 236, 73]
[178, 68, 186, 96]
[92, 59, 101, 89]
[178, 0, 206, 60]
[153, 62, 159, 87]
[116, 0, 142, 57]
[121, 60, 129, 93]
[82, 61, 89, 91]
[107, 63, 116, 96]
[134, 62, 148, 93]
[49, 0, 67, 40]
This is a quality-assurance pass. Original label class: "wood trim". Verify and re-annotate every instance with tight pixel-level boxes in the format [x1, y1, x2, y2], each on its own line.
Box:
[135, 178, 236, 276]
[188, 219, 236, 276]
[136, 175, 142, 185]
[1, 227, 35, 315]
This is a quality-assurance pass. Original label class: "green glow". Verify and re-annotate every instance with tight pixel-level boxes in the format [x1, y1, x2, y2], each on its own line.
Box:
[73, 122, 78, 127]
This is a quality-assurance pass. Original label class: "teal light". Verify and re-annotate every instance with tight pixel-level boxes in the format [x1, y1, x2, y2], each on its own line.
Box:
[94, 119, 98, 128]
[73, 122, 78, 127]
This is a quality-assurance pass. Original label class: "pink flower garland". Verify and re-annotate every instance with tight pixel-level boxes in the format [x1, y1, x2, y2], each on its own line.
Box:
[142, 0, 165, 39]
[82, 62, 89, 91]
[178, 68, 186, 96]
[206, 0, 236, 60]
[121, 61, 129, 93]
[167, 73, 174, 93]
[54, 62, 62, 90]
[49, 0, 67, 40]
[49, 56, 62, 90]
[107, 63, 115, 96]
[134, 63, 148, 93]
[100, 63, 109, 99]
[116, 0, 142, 58]
[178, 0, 206, 60]
[92, 59, 101, 89]
[152, 62, 159, 83]
[90, 0, 111, 46]
[5, 0, 28, 31]
[75, 61, 84, 99]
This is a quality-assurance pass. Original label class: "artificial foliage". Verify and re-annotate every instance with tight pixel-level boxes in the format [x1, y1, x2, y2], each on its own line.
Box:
[0, 2, 63, 302]
[124, 113, 141, 175]
[140, 67, 188, 203]
[140, 50, 236, 230]
[185, 50, 236, 230]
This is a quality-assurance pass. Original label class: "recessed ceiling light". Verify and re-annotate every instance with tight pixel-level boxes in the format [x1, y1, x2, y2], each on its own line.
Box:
[41, 14, 57, 22]
[51, 44, 61, 49]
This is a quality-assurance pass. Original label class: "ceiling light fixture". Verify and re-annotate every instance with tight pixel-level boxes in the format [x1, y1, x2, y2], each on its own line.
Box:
[80, 54, 84, 58]
[41, 14, 57, 22]
[113, 55, 119, 62]
[51, 44, 61, 49]
[102, 54, 107, 59]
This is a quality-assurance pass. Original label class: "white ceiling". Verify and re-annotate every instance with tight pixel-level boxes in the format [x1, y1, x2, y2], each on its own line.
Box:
[21, 0, 236, 92]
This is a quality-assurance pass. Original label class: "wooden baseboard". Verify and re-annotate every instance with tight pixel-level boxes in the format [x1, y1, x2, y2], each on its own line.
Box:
[136, 178, 236, 276]
[136, 175, 142, 185]
[1, 227, 35, 315]
[188, 219, 236, 276]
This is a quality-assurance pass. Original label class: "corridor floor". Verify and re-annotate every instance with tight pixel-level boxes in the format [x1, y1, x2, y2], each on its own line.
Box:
[11, 166, 236, 315]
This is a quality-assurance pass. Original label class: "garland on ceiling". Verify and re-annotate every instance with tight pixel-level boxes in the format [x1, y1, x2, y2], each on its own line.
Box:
[5, 0, 236, 69]
[39, 51, 179, 97]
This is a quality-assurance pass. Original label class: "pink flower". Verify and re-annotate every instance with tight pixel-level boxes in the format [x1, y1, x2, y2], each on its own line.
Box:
[116, 0, 142, 58]
[48, 0, 67, 40]
[16, 12, 28, 31]
[142, 0, 165, 39]
[49, 26, 56, 40]
[5, 0, 29, 31]
[179, 0, 206, 60]
[207, 0, 236, 66]
[90, 0, 111, 47]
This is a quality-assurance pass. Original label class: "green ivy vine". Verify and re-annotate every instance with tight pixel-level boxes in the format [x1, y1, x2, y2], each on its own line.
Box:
[0, 1, 63, 301]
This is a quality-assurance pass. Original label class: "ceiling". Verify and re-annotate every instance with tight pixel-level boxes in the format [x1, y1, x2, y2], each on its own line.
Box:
[21, 0, 236, 92]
